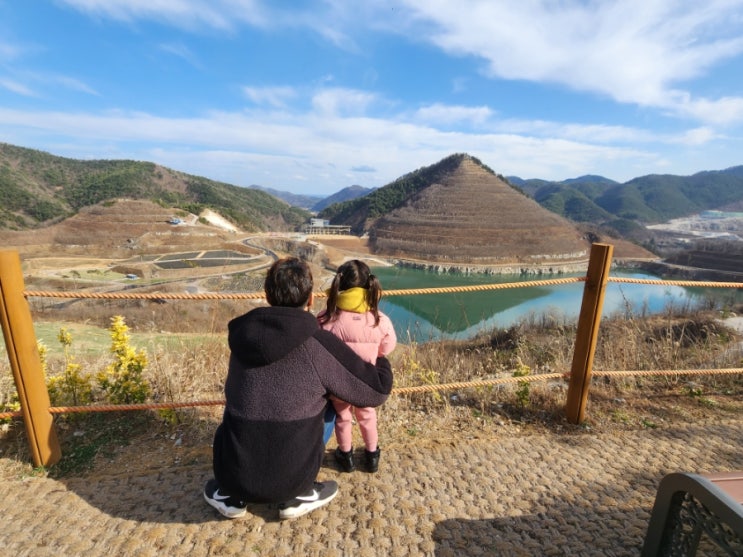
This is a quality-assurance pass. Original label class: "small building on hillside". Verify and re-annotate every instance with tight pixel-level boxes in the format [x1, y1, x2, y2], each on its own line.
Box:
[302, 218, 351, 235]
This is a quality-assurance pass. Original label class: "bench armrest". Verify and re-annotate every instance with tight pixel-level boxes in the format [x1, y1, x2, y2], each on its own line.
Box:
[641, 472, 743, 556]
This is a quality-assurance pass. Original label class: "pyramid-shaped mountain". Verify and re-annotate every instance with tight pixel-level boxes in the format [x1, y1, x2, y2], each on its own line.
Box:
[364, 154, 590, 266]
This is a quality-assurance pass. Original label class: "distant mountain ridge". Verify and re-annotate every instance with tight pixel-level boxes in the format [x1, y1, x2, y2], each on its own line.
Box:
[507, 167, 743, 240]
[248, 185, 323, 210]
[250, 184, 374, 212]
[312, 185, 375, 212]
[3, 140, 743, 257]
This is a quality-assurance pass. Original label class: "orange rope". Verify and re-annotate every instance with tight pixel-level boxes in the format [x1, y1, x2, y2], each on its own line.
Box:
[382, 277, 584, 296]
[1, 367, 740, 420]
[22, 275, 742, 301]
[22, 277, 586, 300]
[392, 372, 565, 394]
[23, 291, 267, 300]
[48, 399, 225, 414]
[592, 368, 743, 378]
[608, 277, 743, 289]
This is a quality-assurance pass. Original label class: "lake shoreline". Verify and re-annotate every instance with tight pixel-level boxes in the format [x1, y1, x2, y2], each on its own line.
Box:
[389, 257, 591, 276]
[378, 255, 742, 284]
[632, 260, 743, 283]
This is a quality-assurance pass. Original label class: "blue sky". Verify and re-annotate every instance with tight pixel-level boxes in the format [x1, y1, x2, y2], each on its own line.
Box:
[2, 1, 743, 196]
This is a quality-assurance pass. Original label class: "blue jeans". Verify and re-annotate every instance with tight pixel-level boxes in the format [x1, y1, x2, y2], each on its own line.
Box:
[323, 401, 336, 445]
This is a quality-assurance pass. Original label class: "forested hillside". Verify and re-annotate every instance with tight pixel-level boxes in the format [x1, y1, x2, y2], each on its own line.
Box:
[0, 143, 309, 232]
[511, 167, 743, 237]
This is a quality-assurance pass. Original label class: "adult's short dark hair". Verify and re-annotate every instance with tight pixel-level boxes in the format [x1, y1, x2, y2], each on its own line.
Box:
[264, 257, 313, 307]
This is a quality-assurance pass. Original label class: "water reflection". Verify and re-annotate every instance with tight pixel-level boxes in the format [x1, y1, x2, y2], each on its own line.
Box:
[374, 267, 738, 342]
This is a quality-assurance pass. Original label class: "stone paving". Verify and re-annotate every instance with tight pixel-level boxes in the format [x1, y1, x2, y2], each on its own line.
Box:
[2, 416, 742, 556]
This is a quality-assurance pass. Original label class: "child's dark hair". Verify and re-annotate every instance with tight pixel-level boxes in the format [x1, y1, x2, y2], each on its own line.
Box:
[264, 257, 313, 308]
[319, 259, 382, 325]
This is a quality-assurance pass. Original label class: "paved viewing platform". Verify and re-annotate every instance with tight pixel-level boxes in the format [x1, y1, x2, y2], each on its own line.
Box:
[2, 415, 742, 556]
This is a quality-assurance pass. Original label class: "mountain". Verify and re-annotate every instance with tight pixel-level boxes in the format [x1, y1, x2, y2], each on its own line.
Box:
[249, 184, 373, 212]
[311, 185, 374, 212]
[3, 140, 741, 262]
[248, 185, 323, 211]
[321, 154, 590, 265]
[562, 175, 620, 187]
[0, 143, 309, 232]
[507, 167, 743, 233]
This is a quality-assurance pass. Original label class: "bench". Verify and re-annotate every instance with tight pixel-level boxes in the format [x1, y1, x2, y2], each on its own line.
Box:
[641, 471, 743, 556]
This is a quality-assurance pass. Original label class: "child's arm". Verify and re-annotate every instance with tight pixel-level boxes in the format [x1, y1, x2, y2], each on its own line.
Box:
[378, 314, 397, 356]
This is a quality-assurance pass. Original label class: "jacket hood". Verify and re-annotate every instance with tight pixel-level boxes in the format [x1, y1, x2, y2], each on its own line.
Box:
[228, 306, 319, 367]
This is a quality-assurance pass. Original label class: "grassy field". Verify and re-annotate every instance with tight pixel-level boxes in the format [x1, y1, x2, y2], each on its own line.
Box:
[32, 321, 221, 357]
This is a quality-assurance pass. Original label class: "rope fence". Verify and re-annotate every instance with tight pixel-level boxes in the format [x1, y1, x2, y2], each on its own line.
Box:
[23, 276, 586, 300]
[3, 242, 742, 466]
[21, 275, 741, 303]
[608, 277, 743, 289]
[8, 275, 743, 424]
[1, 367, 740, 421]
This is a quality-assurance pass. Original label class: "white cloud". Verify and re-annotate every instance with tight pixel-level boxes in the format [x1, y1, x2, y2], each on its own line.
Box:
[59, 0, 269, 30]
[242, 86, 297, 108]
[57, 0, 358, 36]
[0, 72, 98, 98]
[394, 0, 743, 124]
[672, 127, 718, 146]
[0, 42, 23, 61]
[497, 120, 656, 144]
[414, 103, 493, 126]
[57, 1, 743, 126]
[311, 88, 378, 116]
[451, 77, 468, 94]
[55, 76, 99, 96]
[0, 101, 665, 191]
[0, 78, 37, 96]
[671, 94, 743, 125]
[158, 42, 203, 69]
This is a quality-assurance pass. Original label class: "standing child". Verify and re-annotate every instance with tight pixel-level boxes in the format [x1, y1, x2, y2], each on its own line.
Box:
[318, 260, 397, 473]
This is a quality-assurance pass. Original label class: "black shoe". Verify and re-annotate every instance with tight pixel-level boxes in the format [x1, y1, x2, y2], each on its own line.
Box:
[203, 479, 247, 518]
[278, 481, 338, 519]
[365, 448, 380, 473]
[334, 447, 355, 472]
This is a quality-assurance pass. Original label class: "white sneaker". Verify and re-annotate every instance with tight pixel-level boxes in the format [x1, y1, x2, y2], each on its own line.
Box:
[203, 479, 247, 519]
[278, 481, 338, 519]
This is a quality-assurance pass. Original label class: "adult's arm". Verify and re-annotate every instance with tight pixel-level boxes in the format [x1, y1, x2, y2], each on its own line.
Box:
[310, 329, 393, 408]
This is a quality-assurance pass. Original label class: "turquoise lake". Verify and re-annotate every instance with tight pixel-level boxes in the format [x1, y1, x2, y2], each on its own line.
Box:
[373, 266, 740, 342]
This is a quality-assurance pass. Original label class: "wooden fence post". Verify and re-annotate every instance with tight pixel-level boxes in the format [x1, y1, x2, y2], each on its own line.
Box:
[0, 250, 61, 467]
[565, 243, 614, 424]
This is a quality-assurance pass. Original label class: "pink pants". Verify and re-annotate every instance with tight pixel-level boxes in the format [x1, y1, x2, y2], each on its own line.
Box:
[331, 398, 378, 452]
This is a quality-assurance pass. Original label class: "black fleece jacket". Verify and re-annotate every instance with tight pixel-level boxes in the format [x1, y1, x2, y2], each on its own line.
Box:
[212, 305, 393, 503]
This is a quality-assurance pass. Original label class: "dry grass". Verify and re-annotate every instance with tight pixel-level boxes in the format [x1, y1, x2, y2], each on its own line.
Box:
[1, 304, 741, 478]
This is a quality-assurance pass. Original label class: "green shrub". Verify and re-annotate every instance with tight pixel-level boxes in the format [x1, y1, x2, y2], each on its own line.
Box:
[97, 316, 151, 404]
